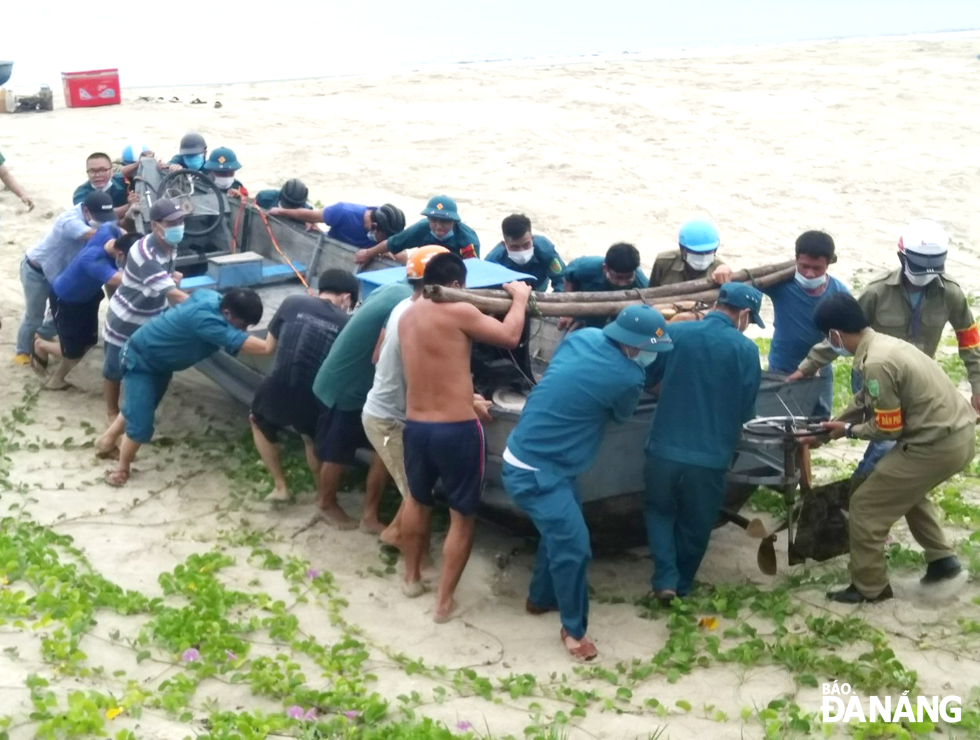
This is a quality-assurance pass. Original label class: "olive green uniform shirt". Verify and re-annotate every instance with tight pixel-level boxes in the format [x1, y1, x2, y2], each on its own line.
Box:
[798, 268, 980, 394]
[647, 249, 726, 288]
[839, 330, 976, 445]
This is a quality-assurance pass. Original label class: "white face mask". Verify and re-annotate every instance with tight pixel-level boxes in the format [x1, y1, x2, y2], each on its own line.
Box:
[213, 175, 234, 190]
[683, 251, 716, 271]
[507, 249, 534, 265]
[794, 271, 827, 290]
[904, 266, 939, 287]
[99, 180, 114, 192]
[829, 329, 852, 357]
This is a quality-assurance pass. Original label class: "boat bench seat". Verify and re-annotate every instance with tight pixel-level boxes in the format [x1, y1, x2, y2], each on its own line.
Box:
[182, 262, 308, 291]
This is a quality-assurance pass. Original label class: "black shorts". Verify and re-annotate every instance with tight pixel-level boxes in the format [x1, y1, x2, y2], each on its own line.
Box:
[250, 377, 320, 441]
[52, 293, 102, 360]
[403, 419, 485, 516]
[314, 404, 369, 465]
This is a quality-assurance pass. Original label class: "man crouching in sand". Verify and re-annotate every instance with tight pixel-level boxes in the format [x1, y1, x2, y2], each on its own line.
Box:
[398, 252, 531, 621]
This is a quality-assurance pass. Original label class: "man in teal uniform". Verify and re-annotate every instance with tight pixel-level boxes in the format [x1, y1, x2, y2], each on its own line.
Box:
[312, 280, 415, 530]
[72, 152, 137, 220]
[354, 195, 480, 265]
[563, 243, 649, 293]
[504, 305, 673, 661]
[167, 132, 207, 171]
[97, 288, 267, 487]
[254, 179, 311, 210]
[485, 213, 566, 292]
[203, 147, 247, 197]
[560, 243, 649, 329]
[644, 282, 763, 604]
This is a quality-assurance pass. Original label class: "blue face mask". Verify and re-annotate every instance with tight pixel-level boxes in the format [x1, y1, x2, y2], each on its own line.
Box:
[184, 154, 205, 170]
[431, 229, 453, 241]
[163, 224, 185, 245]
[633, 351, 658, 369]
[794, 270, 827, 291]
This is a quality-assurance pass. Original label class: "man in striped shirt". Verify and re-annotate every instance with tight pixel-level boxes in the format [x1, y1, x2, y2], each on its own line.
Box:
[102, 198, 188, 420]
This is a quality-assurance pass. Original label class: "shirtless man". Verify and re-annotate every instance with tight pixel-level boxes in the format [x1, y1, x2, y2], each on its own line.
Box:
[398, 252, 531, 621]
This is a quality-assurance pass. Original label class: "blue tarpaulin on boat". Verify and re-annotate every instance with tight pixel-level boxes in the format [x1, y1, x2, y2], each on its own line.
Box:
[357, 259, 536, 299]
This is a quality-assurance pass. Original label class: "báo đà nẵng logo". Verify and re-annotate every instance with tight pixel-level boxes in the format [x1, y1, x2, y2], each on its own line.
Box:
[822, 681, 961, 723]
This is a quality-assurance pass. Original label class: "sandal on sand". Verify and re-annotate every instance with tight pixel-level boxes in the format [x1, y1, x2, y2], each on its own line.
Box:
[104, 469, 129, 487]
[560, 628, 597, 662]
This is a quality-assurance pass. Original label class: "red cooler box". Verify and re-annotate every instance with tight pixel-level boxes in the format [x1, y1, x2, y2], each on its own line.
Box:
[62, 69, 121, 108]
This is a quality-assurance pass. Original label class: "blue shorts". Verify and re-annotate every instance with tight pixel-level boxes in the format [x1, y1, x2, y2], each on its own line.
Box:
[102, 342, 125, 382]
[403, 419, 485, 517]
[120, 349, 172, 443]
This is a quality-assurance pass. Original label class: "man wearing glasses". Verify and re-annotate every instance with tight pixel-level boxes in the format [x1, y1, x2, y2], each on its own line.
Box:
[72, 152, 139, 221]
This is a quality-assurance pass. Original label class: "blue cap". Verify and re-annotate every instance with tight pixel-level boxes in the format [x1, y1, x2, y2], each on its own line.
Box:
[603, 305, 674, 351]
[421, 195, 460, 222]
[679, 218, 720, 253]
[203, 147, 241, 172]
[718, 283, 765, 328]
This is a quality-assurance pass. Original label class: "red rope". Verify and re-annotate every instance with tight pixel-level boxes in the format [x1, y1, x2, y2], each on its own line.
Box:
[256, 206, 312, 294]
[229, 195, 248, 254]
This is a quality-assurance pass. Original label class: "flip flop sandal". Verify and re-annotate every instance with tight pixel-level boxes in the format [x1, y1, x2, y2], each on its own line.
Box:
[560, 628, 597, 662]
[104, 469, 129, 487]
[190, 98, 206, 105]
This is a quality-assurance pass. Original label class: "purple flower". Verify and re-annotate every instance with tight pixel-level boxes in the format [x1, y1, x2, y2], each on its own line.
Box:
[306, 568, 320, 579]
[304, 708, 318, 721]
[181, 648, 200, 663]
[286, 705, 305, 719]
[226, 650, 237, 662]
[457, 721, 473, 731]
[343, 710, 360, 720]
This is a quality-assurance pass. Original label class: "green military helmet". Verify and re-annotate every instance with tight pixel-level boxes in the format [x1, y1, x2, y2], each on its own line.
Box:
[421, 194, 461, 222]
[203, 147, 242, 173]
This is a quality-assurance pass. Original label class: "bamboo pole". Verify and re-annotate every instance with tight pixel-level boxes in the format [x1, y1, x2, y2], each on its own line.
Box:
[464, 259, 796, 302]
[425, 265, 796, 317]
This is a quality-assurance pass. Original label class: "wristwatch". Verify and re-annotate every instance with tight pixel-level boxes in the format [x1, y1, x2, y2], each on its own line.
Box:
[843, 423, 855, 439]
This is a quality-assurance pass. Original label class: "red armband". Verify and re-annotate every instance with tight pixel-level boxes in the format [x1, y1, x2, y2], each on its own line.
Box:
[956, 323, 980, 351]
[874, 407, 903, 432]
[460, 245, 477, 260]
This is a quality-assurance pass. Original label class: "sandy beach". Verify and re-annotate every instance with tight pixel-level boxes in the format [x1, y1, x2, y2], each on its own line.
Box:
[1, 33, 979, 739]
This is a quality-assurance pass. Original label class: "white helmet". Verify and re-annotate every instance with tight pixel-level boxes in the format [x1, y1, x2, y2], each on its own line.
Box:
[899, 219, 948, 275]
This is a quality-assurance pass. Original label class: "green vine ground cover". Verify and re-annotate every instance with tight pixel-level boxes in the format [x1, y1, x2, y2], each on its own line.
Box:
[1, 376, 980, 740]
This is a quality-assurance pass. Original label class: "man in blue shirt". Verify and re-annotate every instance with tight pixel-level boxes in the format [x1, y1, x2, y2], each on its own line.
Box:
[269, 202, 406, 250]
[72, 152, 138, 221]
[644, 283, 763, 604]
[16, 190, 116, 365]
[354, 195, 481, 265]
[503, 305, 673, 662]
[33, 228, 137, 390]
[97, 289, 270, 487]
[484, 214, 566, 292]
[764, 231, 849, 417]
[560, 243, 650, 329]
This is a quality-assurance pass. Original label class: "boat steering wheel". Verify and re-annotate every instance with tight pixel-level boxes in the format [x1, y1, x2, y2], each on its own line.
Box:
[742, 415, 833, 439]
[155, 169, 227, 237]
